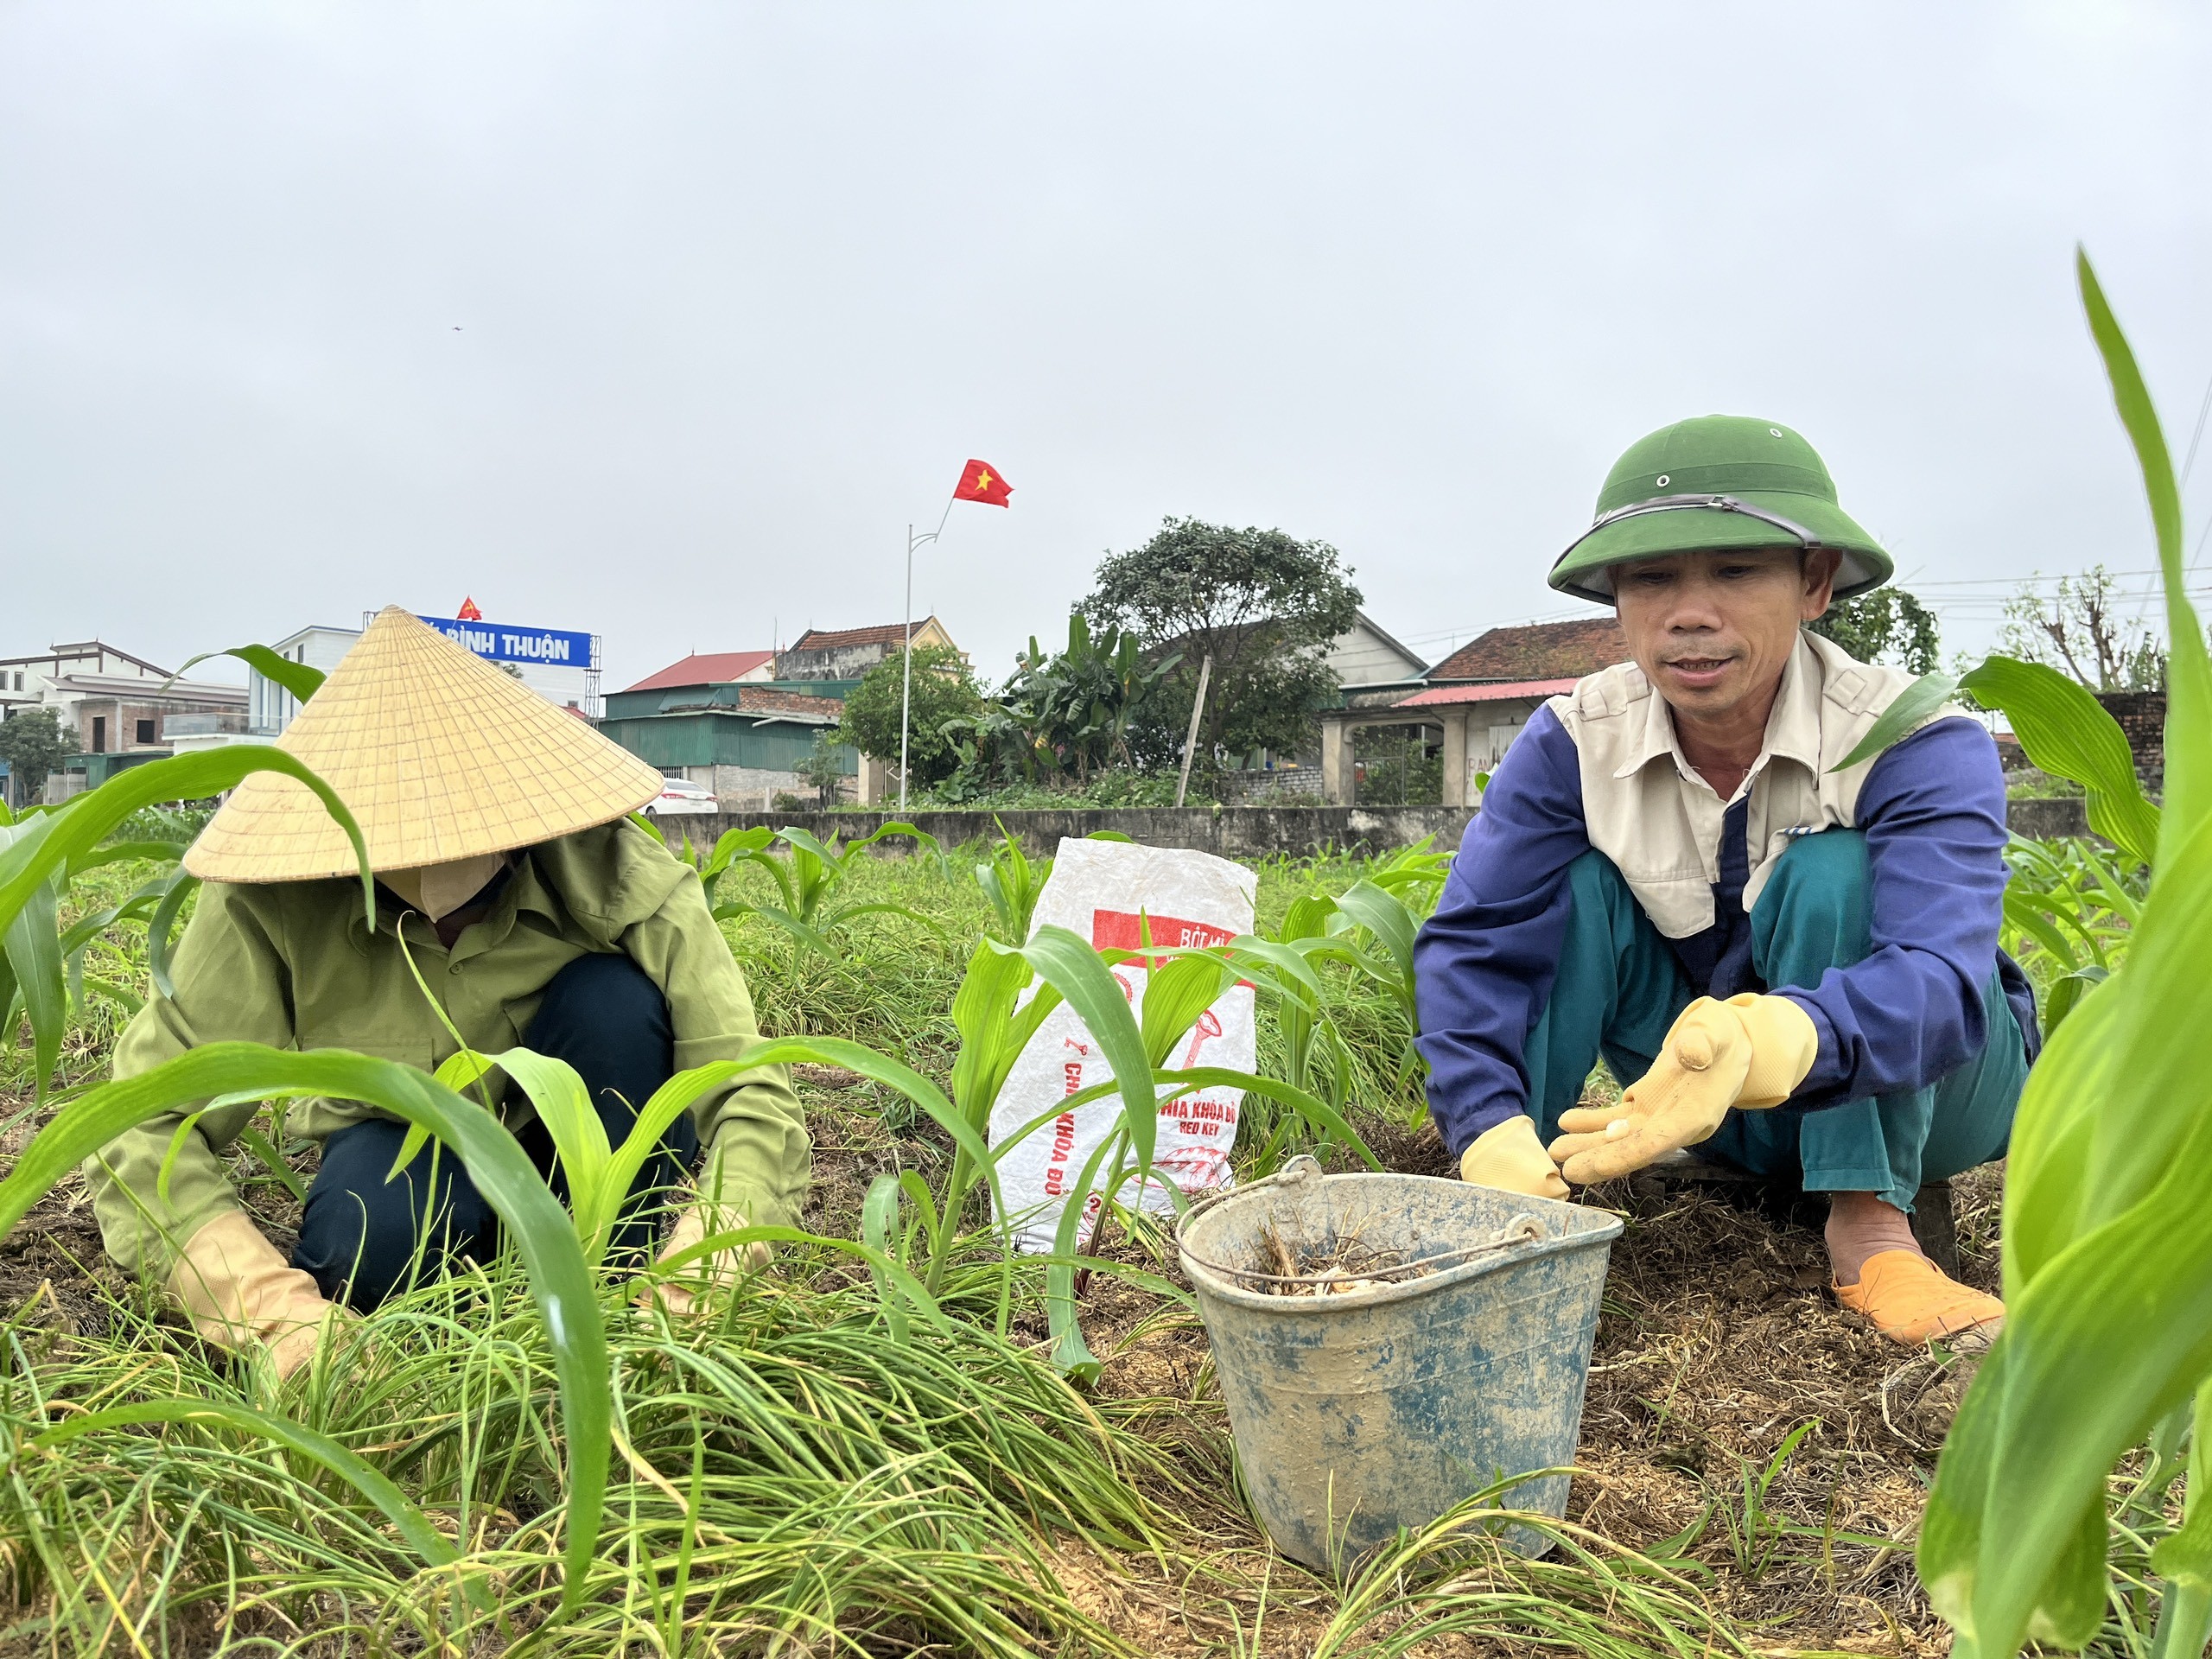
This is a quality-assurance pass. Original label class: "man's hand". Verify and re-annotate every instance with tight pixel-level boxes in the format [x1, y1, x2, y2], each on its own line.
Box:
[1548, 993, 1818, 1184]
[647, 1203, 770, 1317]
[1459, 1114, 1571, 1200]
[169, 1211, 348, 1382]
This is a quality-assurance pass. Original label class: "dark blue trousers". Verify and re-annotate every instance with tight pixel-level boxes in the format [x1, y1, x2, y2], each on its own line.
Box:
[292, 952, 699, 1313]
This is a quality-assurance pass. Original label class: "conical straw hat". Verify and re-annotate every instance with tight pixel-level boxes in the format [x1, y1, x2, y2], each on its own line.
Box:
[185, 607, 665, 882]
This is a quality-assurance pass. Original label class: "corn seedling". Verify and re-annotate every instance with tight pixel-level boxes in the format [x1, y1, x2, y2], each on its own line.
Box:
[2000, 834, 2145, 1030]
[1900, 252, 2212, 1659]
[690, 821, 945, 961]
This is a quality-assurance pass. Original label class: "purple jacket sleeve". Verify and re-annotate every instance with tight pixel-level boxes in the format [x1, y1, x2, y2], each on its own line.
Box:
[1413, 706, 1590, 1155]
[1779, 717, 2010, 1103]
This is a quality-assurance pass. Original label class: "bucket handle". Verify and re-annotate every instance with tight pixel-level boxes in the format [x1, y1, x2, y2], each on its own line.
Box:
[1174, 1155, 1547, 1292]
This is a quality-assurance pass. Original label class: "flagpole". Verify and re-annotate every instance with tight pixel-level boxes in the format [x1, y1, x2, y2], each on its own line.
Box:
[897, 496, 957, 812]
[899, 524, 913, 810]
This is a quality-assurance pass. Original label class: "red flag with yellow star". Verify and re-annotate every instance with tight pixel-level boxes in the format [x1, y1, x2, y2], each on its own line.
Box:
[953, 459, 1013, 506]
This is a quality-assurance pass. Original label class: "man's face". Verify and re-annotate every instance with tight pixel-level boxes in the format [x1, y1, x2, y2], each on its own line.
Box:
[1611, 547, 1841, 723]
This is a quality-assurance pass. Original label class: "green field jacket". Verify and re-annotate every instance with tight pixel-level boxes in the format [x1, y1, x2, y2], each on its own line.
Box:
[86, 819, 810, 1282]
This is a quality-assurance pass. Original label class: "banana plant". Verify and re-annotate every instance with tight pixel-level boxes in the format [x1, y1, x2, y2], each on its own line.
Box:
[1912, 251, 2212, 1659]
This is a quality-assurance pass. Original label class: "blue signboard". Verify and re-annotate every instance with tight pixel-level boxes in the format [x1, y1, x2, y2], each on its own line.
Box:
[419, 617, 596, 670]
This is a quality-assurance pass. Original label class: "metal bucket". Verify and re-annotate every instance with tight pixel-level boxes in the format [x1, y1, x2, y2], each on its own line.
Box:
[1176, 1156, 1623, 1571]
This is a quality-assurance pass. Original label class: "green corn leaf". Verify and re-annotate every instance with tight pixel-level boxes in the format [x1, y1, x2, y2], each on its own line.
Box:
[145, 872, 198, 1000]
[696, 825, 772, 890]
[2147, 1384, 2212, 1659]
[235, 1122, 309, 1203]
[0, 748, 372, 937]
[597, 1058, 766, 1224]
[652, 1222, 948, 1332]
[31, 1398, 467, 1585]
[1044, 1128, 1131, 1383]
[1332, 880, 1418, 1012]
[1832, 673, 1962, 772]
[1, 856, 64, 1102]
[711, 899, 840, 963]
[68, 839, 187, 874]
[1961, 657, 2160, 868]
[2000, 891, 2088, 971]
[845, 817, 945, 867]
[1135, 950, 1236, 1070]
[819, 899, 945, 934]
[948, 940, 1063, 1135]
[494, 1046, 613, 1249]
[0, 1044, 607, 1620]
[75, 975, 142, 1018]
[1919, 254, 2212, 1659]
[2079, 248, 2210, 855]
[1171, 1065, 1381, 1168]
[2039, 965, 2108, 1035]
[171, 645, 325, 705]
[1923, 742, 2212, 1658]
[1001, 925, 1159, 1174]
[860, 1173, 910, 1342]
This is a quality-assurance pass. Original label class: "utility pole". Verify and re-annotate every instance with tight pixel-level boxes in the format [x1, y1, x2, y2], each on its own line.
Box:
[897, 505, 954, 810]
[1173, 653, 1213, 809]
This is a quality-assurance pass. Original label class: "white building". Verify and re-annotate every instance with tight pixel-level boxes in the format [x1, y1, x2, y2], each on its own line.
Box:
[1325, 611, 1428, 697]
[250, 614, 605, 735]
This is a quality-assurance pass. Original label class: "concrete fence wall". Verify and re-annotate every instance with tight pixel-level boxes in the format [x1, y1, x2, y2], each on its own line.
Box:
[661, 795, 2094, 862]
[664, 804, 1478, 860]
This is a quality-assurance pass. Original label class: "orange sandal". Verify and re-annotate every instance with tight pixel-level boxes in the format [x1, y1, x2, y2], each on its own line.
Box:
[1834, 1249, 2005, 1346]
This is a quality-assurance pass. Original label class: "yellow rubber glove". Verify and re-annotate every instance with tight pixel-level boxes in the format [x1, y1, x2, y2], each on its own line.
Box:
[647, 1202, 770, 1317]
[168, 1211, 347, 1381]
[1459, 1114, 1571, 1201]
[1548, 994, 1818, 1185]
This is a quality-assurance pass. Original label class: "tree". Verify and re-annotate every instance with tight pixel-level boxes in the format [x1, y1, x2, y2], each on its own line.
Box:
[793, 730, 849, 807]
[1997, 564, 2166, 690]
[1808, 586, 1942, 674]
[831, 645, 984, 789]
[1084, 518, 1362, 766]
[0, 709, 71, 808]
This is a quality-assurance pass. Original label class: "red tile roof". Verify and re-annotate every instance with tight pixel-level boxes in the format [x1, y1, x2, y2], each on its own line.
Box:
[623, 650, 774, 692]
[1426, 618, 1627, 682]
[1396, 677, 1580, 708]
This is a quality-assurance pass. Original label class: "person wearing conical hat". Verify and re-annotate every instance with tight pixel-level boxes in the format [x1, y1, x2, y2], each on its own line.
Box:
[86, 608, 807, 1376]
[1414, 417, 2037, 1347]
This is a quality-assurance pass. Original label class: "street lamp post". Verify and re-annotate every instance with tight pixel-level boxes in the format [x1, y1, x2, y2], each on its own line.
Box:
[897, 513, 949, 811]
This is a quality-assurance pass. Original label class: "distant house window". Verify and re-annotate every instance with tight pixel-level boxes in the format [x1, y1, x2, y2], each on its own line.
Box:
[136, 718, 157, 745]
[9, 672, 18, 690]
[92, 716, 107, 753]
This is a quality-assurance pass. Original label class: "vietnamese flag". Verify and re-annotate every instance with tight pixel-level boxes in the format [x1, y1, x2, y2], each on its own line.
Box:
[954, 459, 1013, 506]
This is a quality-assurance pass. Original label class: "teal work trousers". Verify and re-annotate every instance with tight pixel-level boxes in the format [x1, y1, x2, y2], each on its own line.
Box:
[1522, 831, 2026, 1213]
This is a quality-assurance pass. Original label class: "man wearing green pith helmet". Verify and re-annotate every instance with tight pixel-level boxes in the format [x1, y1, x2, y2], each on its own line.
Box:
[1414, 416, 2035, 1346]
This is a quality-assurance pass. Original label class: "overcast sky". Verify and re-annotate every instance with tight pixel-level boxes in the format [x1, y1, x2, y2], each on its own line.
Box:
[5, 3, 2210, 692]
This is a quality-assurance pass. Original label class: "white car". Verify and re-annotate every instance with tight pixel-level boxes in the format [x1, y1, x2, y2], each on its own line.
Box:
[643, 777, 718, 817]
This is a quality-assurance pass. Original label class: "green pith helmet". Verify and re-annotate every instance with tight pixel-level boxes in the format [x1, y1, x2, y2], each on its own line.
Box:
[1547, 415, 1892, 604]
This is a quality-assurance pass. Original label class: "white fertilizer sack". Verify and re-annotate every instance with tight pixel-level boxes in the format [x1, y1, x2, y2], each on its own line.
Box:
[988, 837, 1257, 1253]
